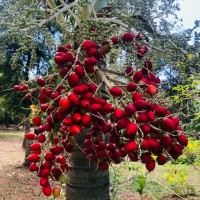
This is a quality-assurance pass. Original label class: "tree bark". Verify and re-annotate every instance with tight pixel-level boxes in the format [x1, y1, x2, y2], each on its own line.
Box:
[66, 134, 110, 200]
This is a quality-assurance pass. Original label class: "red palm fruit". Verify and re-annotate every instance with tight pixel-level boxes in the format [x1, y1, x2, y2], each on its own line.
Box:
[155, 106, 168, 116]
[75, 65, 85, 78]
[59, 67, 69, 78]
[145, 60, 153, 70]
[45, 152, 55, 161]
[171, 117, 179, 128]
[84, 57, 98, 67]
[59, 97, 71, 111]
[97, 149, 107, 158]
[40, 104, 49, 112]
[13, 85, 20, 91]
[171, 143, 183, 155]
[32, 116, 41, 126]
[161, 118, 176, 132]
[81, 100, 90, 110]
[40, 177, 49, 187]
[146, 159, 155, 172]
[125, 141, 138, 153]
[111, 36, 119, 45]
[98, 161, 109, 171]
[24, 93, 31, 100]
[72, 113, 82, 123]
[117, 117, 130, 129]
[122, 32, 134, 42]
[37, 133, 46, 143]
[133, 70, 143, 82]
[134, 99, 147, 110]
[68, 73, 80, 88]
[55, 52, 64, 64]
[146, 85, 157, 95]
[137, 49, 145, 59]
[41, 168, 50, 177]
[98, 141, 106, 150]
[107, 143, 117, 152]
[87, 47, 99, 57]
[101, 103, 114, 115]
[68, 93, 80, 105]
[125, 67, 134, 76]
[140, 124, 151, 134]
[25, 132, 36, 140]
[176, 126, 182, 131]
[90, 103, 102, 113]
[113, 108, 126, 120]
[141, 139, 149, 150]
[56, 156, 66, 164]
[37, 77, 45, 87]
[125, 104, 136, 116]
[63, 52, 74, 63]
[63, 117, 72, 126]
[110, 87, 123, 97]
[65, 143, 74, 153]
[126, 123, 138, 137]
[148, 139, 160, 153]
[141, 152, 152, 163]
[42, 186, 52, 196]
[145, 111, 155, 121]
[137, 113, 147, 123]
[88, 83, 97, 93]
[82, 92, 93, 100]
[60, 163, 69, 172]
[50, 146, 64, 155]
[81, 114, 91, 127]
[52, 186, 61, 198]
[84, 139, 92, 148]
[29, 163, 38, 172]
[157, 153, 168, 165]
[127, 82, 137, 92]
[177, 133, 188, 146]
[70, 124, 81, 135]
[161, 133, 172, 148]
[27, 154, 40, 162]
[43, 161, 52, 169]
[30, 143, 41, 151]
[113, 150, 121, 164]
[132, 92, 143, 101]
[73, 84, 88, 95]
[82, 40, 97, 50]
[128, 152, 138, 161]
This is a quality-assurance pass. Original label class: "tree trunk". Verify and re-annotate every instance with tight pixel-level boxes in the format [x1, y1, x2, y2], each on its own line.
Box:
[22, 116, 31, 166]
[5, 111, 9, 128]
[66, 134, 110, 200]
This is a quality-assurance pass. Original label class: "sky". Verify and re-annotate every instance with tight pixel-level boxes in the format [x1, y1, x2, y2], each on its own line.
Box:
[177, 0, 200, 29]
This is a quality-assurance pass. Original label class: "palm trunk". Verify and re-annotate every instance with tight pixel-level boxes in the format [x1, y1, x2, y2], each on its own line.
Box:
[66, 134, 110, 200]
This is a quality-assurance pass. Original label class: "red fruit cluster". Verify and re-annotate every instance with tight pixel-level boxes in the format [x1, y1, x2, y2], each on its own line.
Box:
[13, 31, 188, 197]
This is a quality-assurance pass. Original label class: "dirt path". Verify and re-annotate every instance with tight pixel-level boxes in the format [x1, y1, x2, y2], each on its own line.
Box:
[0, 131, 46, 200]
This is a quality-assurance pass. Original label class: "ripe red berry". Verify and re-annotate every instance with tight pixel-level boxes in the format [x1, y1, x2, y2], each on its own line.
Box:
[84, 57, 98, 67]
[68, 73, 80, 88]
[122, 32, 134, 42]
[30, 143, 41, 151]
[177, 133, 188, 146]
[70, 124, 81, 135]
[110, 36, 119, 45]
[27, 154, 40, 162]
[82, 40, 97, 50]
[32, 116, 41, 126]
[146, 159, 155, 172]
[157, 153, 168, 165]
[29, 163, 38, 172]
[146, 85, 157, 95]
[25, 132, 36, 140]
[37, 133, 46, 143]
[81, 114, 91, 127]
[59, 97, 71, 111]
[110, 87, 123, 97]
[126, 123, 138, 137]
[161, 118, 176, 132]
[124, 141, 138, 153]
[127, 82, 137, 92]
[75, 65, 85, 78]
[133, 70, 143, 82]
[40, 177, 49, 187]
[37, 77, 45, 87]
[42, 186, 52, 196]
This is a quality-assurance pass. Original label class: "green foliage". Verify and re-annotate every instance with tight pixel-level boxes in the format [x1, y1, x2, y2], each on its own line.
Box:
[176, 139, 200, 165]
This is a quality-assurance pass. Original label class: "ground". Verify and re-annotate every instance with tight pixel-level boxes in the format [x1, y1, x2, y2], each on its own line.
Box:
[0, 129, 199, 200]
